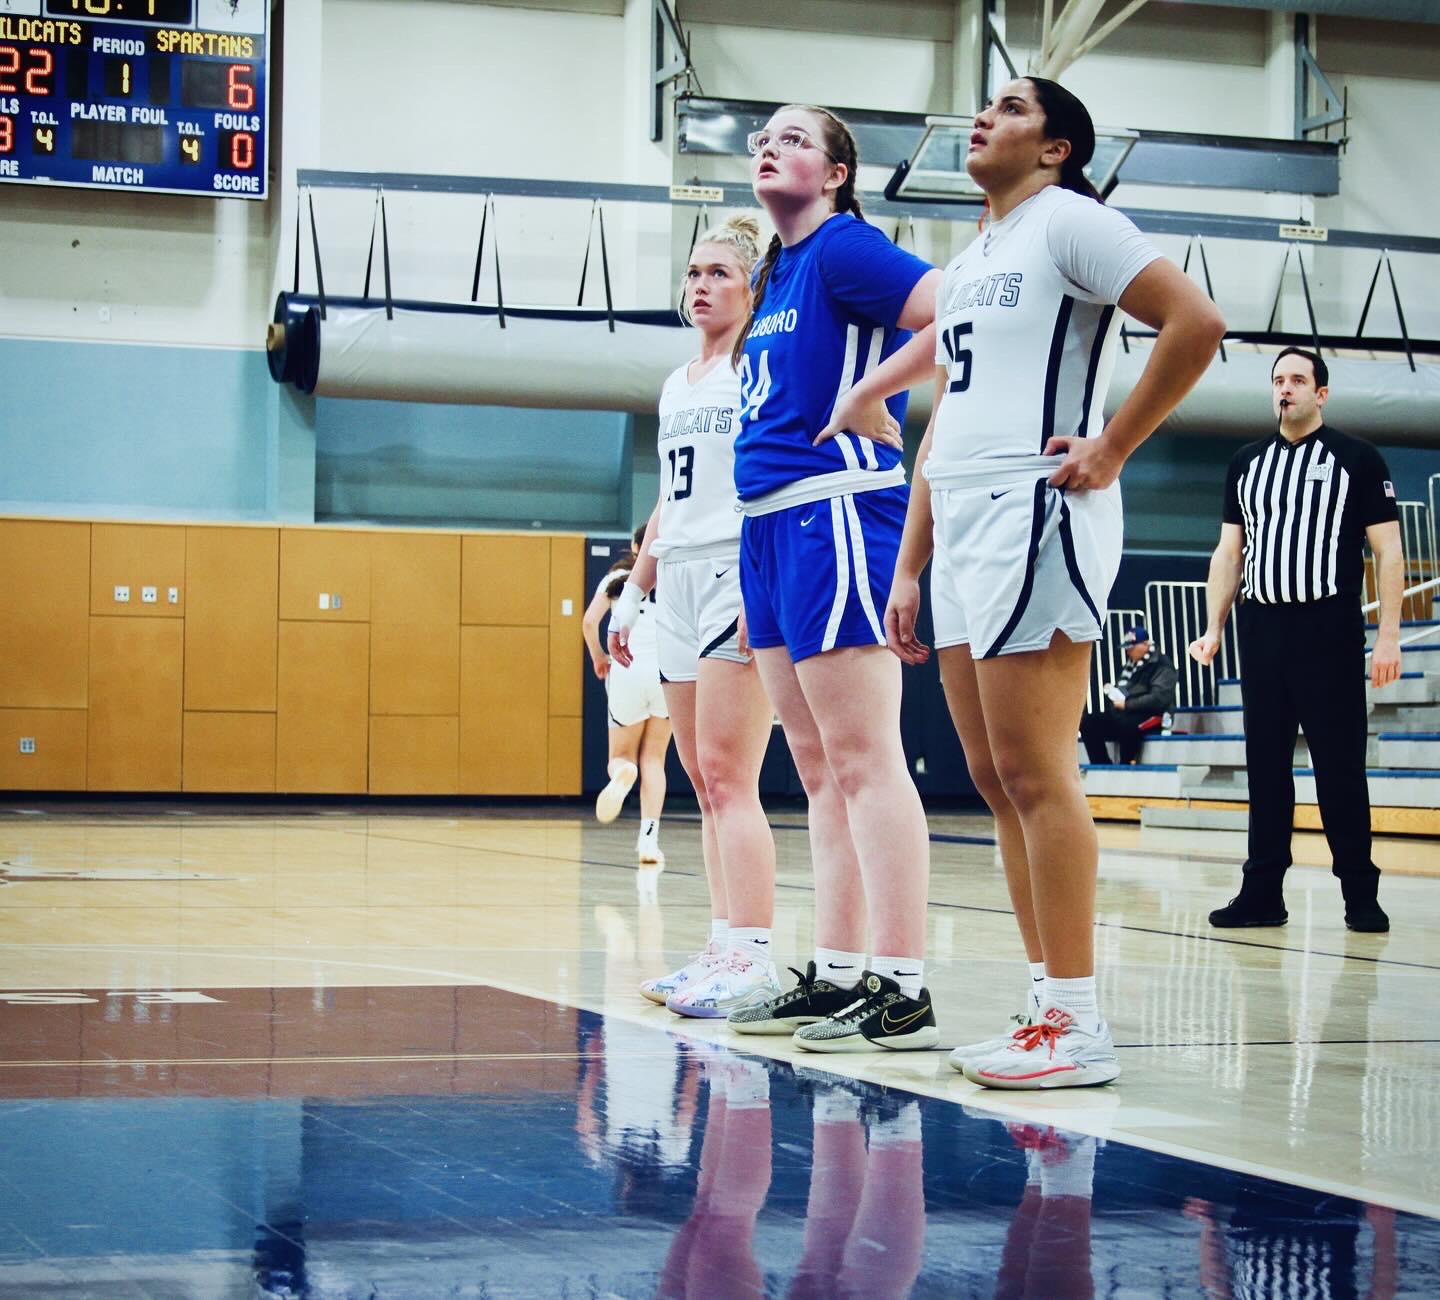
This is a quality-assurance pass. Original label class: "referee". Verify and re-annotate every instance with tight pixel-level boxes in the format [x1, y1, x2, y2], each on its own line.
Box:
[1189, 347, 1402, 933]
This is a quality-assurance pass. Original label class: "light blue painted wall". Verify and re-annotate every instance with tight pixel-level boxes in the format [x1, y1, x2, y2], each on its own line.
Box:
[0, 339, 290, 520]
[314, 399, 633, 532]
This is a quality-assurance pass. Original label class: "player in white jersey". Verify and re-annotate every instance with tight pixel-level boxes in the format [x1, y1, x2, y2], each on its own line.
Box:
[608, 217, 781, 1019]
[828, 79, 1224, 1087]
[583, 527, 673, 864]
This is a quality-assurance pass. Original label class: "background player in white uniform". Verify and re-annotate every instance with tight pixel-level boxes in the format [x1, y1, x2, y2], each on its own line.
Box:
[582, 527, 672, 864]
[608, 217, 780, 1019]
[835, 78, 1225, 1088]
[718, 105, 946, 1054]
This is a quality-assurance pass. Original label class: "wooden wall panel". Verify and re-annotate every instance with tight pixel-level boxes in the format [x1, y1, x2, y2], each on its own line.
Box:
[276, 622, 369, 793]
[0, 708, 86, 790]
[462, 535, 550, 626]
[371, 624, 459, 716]
[183, 713, 276, 792]
[0, 520, 90, 709]
[90, 523, 185, 618]
[372, 532, 460, 625]
[369, 716, 459, 794]
[280, 530, 370, 622]
[548, 536, 586, 719]
[87, 617, 183, 790]
[547, 716, 582, 795]
[460, 626, 548, 794]
[184, 527, 279, 712]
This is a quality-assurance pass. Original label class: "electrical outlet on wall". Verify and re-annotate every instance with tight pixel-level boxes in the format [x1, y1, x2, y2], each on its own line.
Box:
[19, 738, 36, 754]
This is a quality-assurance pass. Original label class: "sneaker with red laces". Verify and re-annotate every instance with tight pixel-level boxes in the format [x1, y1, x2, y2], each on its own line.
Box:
[962, 1006, 1120, 1090]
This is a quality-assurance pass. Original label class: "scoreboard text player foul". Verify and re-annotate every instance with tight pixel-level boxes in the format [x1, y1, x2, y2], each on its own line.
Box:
[0, 0, 268, 198]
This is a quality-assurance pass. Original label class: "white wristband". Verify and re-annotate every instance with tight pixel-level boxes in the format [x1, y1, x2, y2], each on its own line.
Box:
[611, 581, 645, 633]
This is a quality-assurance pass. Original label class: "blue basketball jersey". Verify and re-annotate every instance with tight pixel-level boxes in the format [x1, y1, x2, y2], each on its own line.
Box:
[734, 215, 932, 501]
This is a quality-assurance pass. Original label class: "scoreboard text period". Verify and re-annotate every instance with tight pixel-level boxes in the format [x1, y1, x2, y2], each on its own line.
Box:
[0, 0, 268, 199]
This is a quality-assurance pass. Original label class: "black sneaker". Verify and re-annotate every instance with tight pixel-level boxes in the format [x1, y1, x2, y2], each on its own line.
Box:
[792, 971, 939, 1053]
[726, 961, 859, 1035]
[1209, 893, 1288, 928]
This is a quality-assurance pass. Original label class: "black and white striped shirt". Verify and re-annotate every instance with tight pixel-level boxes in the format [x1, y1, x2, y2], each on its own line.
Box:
[1223, 424, 1398, 604]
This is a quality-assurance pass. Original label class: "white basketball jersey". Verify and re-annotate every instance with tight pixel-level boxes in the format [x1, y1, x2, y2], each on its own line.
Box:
[596, 569, 658, 657]
[652, 358, 743, 559]
[931, 186, 1161, 465]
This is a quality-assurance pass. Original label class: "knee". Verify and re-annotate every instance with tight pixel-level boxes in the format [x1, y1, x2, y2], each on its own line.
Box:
[966, 758, 1010, 814]
[993, 753, 1050, 815]
[785, 739, 835, 802]
[694, 750, 751, 813]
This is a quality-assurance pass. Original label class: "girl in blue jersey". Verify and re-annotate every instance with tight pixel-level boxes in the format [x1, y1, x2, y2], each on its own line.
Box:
[833, 79, 1225, 1087]
[722, 105, 945, 1053]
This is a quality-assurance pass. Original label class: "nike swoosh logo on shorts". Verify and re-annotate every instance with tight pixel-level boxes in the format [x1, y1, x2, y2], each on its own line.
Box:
[991, 489, 1011, 500]
[879, 1005, 930, 1034]
[714, 568, 730, 580]
[800, 514, 816, 527]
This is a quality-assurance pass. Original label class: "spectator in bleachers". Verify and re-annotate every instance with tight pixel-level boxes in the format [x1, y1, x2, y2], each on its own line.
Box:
[1079, 624, 1177, 765]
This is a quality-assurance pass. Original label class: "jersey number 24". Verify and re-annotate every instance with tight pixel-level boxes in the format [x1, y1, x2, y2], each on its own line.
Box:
[739, 350, 772, 421]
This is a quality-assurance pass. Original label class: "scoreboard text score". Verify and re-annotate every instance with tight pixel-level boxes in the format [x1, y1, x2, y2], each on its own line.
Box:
[0, 0, 268, 199]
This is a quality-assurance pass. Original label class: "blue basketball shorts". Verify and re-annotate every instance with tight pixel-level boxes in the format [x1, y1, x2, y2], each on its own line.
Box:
[740, 484, 907, 662]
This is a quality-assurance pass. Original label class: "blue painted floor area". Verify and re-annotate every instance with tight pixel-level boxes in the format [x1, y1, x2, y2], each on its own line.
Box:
[1, 986, 1436, 1297]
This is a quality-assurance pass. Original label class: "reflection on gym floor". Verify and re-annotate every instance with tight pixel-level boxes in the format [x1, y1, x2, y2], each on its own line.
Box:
[2, 983, 1436, 1297]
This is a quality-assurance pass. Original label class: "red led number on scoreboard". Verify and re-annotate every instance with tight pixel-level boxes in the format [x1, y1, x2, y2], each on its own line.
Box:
[0, 45, 55, 96]
[0, 115, 12, 154]
[227, 64, 255, 111]
[231, 130, 253, 169]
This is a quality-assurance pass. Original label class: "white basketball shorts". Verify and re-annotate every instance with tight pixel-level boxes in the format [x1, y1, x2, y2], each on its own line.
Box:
[606, 654, 669, 727]
[655, 553, 749, 683]
[929, 462, 1122, 660]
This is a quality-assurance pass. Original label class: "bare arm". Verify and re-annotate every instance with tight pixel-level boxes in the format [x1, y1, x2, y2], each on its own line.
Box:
[1367, 519, 1404, 688]
[813, 268, 943, 447]
[609, 495, 663, 669]
[1188, 523, 1244, 666]
[581, 585, 611, 680]
[1048, 259, 1227, 490]
[884, 367, 947, 666]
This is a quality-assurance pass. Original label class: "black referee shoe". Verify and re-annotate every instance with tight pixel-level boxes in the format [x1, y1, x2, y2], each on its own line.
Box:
[1209, 893, 1288, 928]
[1342, 879, 1390, 933]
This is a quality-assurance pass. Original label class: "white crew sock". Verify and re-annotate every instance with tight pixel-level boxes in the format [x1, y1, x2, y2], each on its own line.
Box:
[728, 926, 772, 962]
[1027, 962, 1047, 1020]
[814, 947, 864, 989]
[872, 955, 924, 1000]
[1043, 975, 1100, 1035]
[639, 818, 658, 838]
[709, 918, 730, 949]
[869, 1099, 923, 1147]
[1040, 1136, 1098, 1200]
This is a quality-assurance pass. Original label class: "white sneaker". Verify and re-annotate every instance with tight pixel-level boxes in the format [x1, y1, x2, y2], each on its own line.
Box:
[666, 951, 782, 1020]
[636, 820, 664, 865]
[595, 761, 637, 824]
[639, 944, 720, 1005]
[962, 1006, 1120, 1090]
[947, 1012, 1033, 1072]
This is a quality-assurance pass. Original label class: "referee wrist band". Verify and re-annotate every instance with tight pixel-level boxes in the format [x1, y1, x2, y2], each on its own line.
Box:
[611, 582, 645, 632]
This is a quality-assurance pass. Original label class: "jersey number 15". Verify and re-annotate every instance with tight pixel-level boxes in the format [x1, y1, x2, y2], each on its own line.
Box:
[940, 322, 973, 394]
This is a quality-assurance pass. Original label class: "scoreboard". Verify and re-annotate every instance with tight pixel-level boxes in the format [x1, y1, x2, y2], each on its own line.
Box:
[0, 0, 268, 199]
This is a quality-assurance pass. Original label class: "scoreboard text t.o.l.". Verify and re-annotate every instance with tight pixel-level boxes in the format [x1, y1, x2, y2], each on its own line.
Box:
[0, 0, 268, 199]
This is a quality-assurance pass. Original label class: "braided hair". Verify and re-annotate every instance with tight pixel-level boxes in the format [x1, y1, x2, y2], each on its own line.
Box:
[732, 105, 864, 368]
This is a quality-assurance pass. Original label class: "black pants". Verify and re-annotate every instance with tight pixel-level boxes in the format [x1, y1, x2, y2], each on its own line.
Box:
[1238, 597, 1377, 887]
[1080, 709, 1154, 764]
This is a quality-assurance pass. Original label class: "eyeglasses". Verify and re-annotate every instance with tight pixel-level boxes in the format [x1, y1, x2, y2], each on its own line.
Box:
[746, 127, 837, 161]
